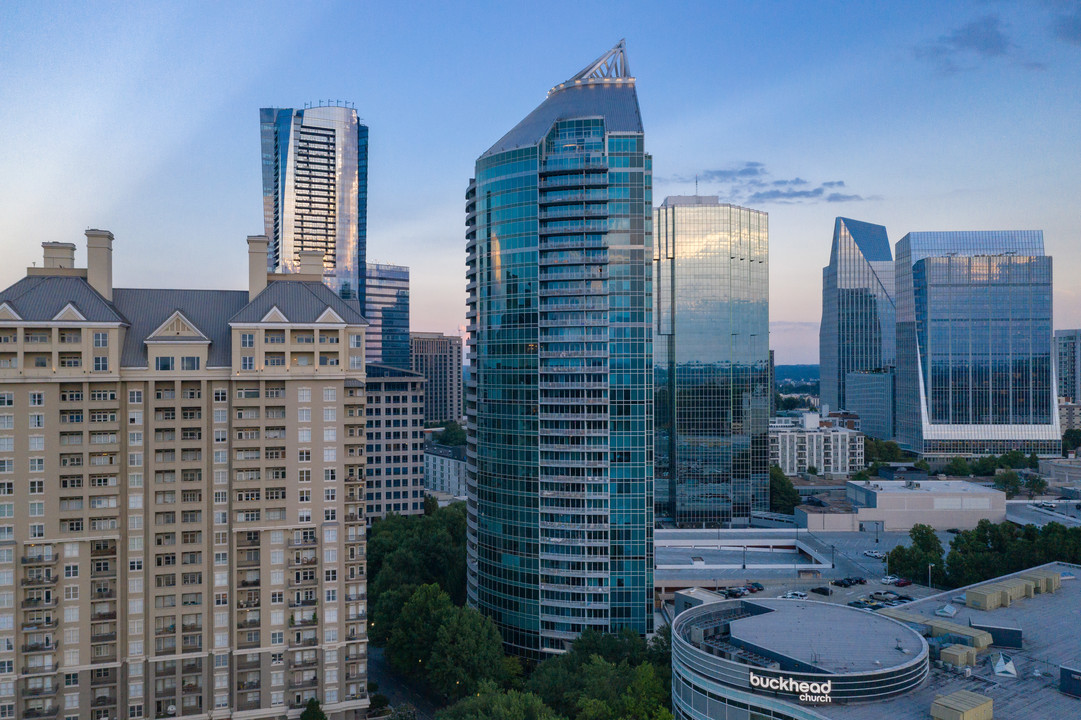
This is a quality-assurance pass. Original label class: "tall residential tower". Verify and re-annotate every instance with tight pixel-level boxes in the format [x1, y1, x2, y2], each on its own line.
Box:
[260, 104, 369, 301]
[819, 218, 895, 413]
[363, 263, 410, 369]
[654, 197, 769, 526]
[410, 332, 463, 424]
[465, 41, 654, 657]
[895, 231, 1060, 458]
[0, 233, 370, 720]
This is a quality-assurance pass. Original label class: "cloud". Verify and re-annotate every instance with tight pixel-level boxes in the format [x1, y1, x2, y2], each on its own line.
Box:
[914, 15, 1043, 72]
[1052, 10, 1081, 45]
[826, 192, 864, 202]
[661, 162, 876, 205]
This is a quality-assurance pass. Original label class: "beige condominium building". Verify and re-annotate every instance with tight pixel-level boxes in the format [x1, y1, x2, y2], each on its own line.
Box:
[0, 232, 369, 720]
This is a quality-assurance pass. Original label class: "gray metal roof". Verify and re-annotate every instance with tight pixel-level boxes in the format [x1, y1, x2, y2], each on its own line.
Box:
[0, 275, 127, 324]
[480, 83, 643, 159]
[837, 218, 891, 262]
[112, 289, 249, 368]
[366, 362, 424, 380]
[229, 280, 366, 325]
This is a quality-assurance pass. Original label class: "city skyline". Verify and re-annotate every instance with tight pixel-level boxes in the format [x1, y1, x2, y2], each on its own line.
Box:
[1, 3, 1079, 364]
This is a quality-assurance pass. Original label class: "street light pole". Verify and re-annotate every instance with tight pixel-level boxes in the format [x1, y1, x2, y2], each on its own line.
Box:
[928, 563, 935, 589]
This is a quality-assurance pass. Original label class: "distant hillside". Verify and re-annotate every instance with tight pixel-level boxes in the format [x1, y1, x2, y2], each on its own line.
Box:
[775, 364, 819, 383]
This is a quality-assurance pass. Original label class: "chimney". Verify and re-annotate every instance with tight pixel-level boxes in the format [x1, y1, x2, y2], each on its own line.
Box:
[85, 229, 114, 301]
[297, 250, 325, 277]
[42, 242, 76, 269]
[247, 235, 269, 301]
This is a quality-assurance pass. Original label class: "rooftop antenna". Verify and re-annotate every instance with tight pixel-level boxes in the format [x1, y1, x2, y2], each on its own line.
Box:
[695, 175, 699, 196]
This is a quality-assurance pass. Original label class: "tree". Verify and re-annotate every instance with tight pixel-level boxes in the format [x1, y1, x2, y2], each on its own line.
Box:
[387, 584, 454, 676]
[427, 606, 507, 700]
[437, 681, 562, 720]
[769, 466, 800, 513]
[943, 457, 972, 476]
[806, 465, 818, 476]
[1064, 429, 1081, 455]
[993, 470, 1022, 499]
[886, 524, 945, 586]
[300, 699, 328, 720]
[914, 459, 930, 472]
[1023, 474, 1048, 499]
[435, 421, 467, 447]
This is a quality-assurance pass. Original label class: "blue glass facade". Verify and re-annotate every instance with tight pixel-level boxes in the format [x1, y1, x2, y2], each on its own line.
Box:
[465, 43, 654, 657]
[820, 218, 895, 413]
[364, 263, 410, 369]
[260, 104, 368, 302]
[895, 231, 1060, 458]
[654, 197, 770, 526]
[1055, 329, 1081, 403]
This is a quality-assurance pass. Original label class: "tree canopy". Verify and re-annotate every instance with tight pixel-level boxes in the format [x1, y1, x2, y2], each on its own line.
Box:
[427, 606, 507, 700]
[769, 466, 801, 514]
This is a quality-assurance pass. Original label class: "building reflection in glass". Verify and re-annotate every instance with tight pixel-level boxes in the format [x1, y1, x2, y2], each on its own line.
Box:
[654, 197, 769, 527]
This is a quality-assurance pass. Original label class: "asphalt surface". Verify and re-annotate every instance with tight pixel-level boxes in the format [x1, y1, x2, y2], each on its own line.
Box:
[367, 645, 442, 720]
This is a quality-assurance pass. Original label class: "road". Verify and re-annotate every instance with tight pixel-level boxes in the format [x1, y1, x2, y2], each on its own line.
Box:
[367, 645, 442, 720]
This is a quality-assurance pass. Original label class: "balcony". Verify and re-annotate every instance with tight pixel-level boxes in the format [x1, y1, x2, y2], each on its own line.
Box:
[289, 598, 318, 608]
[237, 556, 261, 568]
[289, 637, 318, 648]
[21, 684, 58, 697]
[22, 642, 58, 653]
[22, 618, 58, 631]
[90, 671, 116, 686]
[155, 664, 177, 678]
[21, 576, 59, 587]
[181, 662, 202, 674]
[91, 631, 117, 643]
[289, 656, 318, 669]
[181, 623, 202, 633]
[237, 537, 261, 548]
[92, 610, 117, 621]
[236, 680, 260, 691]
[289, 677, 319, 690]
[235, 657, 261, 671]
[235, 619, 260, 629]
[90, 545, 116, 557]
[21, 598, 58, 610]
[23, 708, 59, 719]
[92, 589, 117, 599]
[288, 537, 318, 548]
[236, 599, 260, 609]
[91, 695, 117, 707]
[21, 555, 58, 565]
[238, 579, 260, 588]
[91, 652, 117, 664]
[155, 625, 177, 636]
[22, 664, 59, 675]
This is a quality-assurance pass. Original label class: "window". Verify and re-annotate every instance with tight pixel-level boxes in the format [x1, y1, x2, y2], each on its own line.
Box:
[323, 447, 336, 462]
[323, 388, 336, 402]
[181, 357, 200, 371]
[298, 408, 311, 422]
[213, 389, 227, 402]
[323, 427, 336, 442]
[29, 414, 44, 428]
[323, 407, 337, 422]
[93, 332, 108, 348]
[350, 334, 363, 348]
[29, 392, 44, 407]
[155, 357, 174, 371]
[298, 387, 311, 403]
[298, 428, 311, 443]
[93, 356, 108, 372]
[241, 333, 254, 348]
[129, 390, 143, 404]
[298, 450, 310, 463]
[241, 356, 254, 371]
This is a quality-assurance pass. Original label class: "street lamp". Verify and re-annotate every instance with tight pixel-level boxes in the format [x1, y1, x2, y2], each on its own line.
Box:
[928, 563, 935, 589]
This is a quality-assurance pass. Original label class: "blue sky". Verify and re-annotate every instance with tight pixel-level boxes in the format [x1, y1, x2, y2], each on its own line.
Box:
[1, 1, 1078, 363]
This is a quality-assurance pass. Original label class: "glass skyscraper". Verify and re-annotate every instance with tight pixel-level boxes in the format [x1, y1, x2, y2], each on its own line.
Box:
[260, 104, 369, 301]
[654, 197, 769, 526]
[364, 263, 410, 369]
[820, 217, 895, 412]
[895, 231, 1060, 458]
[465, 41, 654, 657]
[1055, 329, 1081, 403]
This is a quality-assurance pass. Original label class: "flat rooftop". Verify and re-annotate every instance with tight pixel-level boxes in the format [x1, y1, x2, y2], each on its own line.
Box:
[825, 562, 1081, 720]
[732, 599, 925, 674]
[682, 598, 925, 675]
[860, 480, 1001, 495]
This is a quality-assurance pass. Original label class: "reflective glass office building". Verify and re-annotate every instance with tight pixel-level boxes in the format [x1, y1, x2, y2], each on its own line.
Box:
[895, 231, 1060, 458]
[1055, 329, 1081, 403]
[261, 104, 369, 301]
[654, 197, 769, 526]
[465, 41, 654, 657]
[365, 263, 410, 369]
[819, 218, 895, 413]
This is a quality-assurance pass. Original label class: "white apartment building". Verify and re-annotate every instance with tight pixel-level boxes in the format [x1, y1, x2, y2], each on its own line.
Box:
[769, 412, 865, 477]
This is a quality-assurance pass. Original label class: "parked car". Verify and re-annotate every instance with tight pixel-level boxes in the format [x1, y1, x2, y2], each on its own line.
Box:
[811, 586, 832, 596]
[750, 582, 765, 592]
[830, 579, 849, 587]
[864, 550, 886, 559]
[744, 585, 759, 593]
[894, 594, 914, 602]
[779, 591, 807, 599]
[881, 575, 899, 585]
[894, 578, 913, 587]
[870, 591, 898, 602]
[848, 577, 867, 585]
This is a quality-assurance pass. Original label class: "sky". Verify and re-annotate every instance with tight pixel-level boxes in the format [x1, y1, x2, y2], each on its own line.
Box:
[0, 1, 1078, 364]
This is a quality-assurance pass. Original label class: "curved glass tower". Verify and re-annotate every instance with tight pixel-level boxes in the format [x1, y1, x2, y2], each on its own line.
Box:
[261, 104, 369, 301]
[819, 217, 895, 412]
[465, 41, 654, 657]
